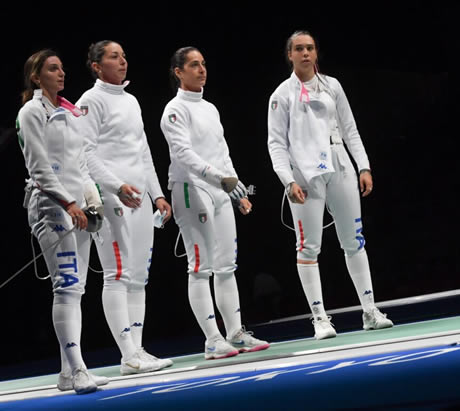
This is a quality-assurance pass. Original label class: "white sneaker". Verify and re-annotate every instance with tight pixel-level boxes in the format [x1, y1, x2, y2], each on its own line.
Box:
[227, 326, 270, 353]
[71, 367, 97, 395]
[363, 307, 394, 330]
[121, 347, 169, 375]
[205, 335, 239, 360]
[137, 347, 173, 370]
[58, 371, 109, 391]
[312, 316, 337, 340]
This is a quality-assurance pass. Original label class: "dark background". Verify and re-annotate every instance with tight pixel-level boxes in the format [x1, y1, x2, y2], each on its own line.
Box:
[0, 5, 454, 379]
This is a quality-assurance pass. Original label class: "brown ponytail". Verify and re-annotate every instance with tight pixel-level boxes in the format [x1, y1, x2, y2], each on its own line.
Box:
[21, 49, 58, 105]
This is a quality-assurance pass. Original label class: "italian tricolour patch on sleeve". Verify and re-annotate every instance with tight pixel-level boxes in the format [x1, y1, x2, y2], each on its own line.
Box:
[80, 105, 88, 116]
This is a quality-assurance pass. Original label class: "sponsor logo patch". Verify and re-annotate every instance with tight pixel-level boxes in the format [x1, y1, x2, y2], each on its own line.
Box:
[65, 342, 78, 349]
[52, 224, 66, 232]
[51, 163, 61, 174]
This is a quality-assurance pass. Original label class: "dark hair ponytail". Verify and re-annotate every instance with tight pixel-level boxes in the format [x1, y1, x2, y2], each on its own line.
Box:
[21, 49, 58, 105]
[87, 40, 115, 79]
[169, 46, 199, 91]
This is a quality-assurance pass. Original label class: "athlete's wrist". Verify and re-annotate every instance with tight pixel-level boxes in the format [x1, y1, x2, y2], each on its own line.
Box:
[286, 181, 295, 193]
[65, 201, 76, 211]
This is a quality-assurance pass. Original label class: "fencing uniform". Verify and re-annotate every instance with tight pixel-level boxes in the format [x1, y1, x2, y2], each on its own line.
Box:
[268, 71, 393, 336]
[77, 79, 164, 292]
[17, 89, 100, 387]
[161, 88, 238, 277]
[160, 87, 269, 357]
[268, 72, 369, 260]
[75, 79, 172, 370]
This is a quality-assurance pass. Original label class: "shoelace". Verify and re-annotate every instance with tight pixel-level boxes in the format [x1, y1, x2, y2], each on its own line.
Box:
[209, 335, 227, 344]
[373, 309, 388, 320]
[312, 316, 334, 327]
[72, 367, 89, 377]
[138, 347, 159, 360]
[234, 325, 255, 339]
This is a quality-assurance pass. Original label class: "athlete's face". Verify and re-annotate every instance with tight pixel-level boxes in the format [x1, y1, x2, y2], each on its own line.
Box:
[34, 56, 65, 95]
[175, 50, 207, 92]
[93, 42, 127, 85]
[288, 34, 318, 74]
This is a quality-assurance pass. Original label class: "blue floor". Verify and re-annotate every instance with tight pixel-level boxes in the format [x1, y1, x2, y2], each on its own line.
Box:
[3, 343, 460, 410]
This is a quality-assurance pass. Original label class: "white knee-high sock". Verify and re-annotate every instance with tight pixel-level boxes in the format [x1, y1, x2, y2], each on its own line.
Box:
[127, 290, 146, 349]
[188, 274, 221, 340]
[52, 295, 85, 372]
[102, 289, 137, 360]
[345, 249, 375, 312]
[60, 345, 71, 375]
[297, 263, 328, 320]
[213, 272, 242, 338]
[59, 305, 81, 375]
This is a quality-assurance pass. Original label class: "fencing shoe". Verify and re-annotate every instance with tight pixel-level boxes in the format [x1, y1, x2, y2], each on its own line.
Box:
[121, 348, 169, 375]
[205, 335, 239, 360]
[312, 316, 337, 340]
[363, 307, 393, 330]
[58, 371, 108, 391]
[71, 367, 97, 395]
[227, 326, 270, 353]
[137, 347, 173, 370]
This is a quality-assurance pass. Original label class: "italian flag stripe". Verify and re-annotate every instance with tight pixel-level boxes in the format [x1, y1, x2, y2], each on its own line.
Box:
[184, 183, 190, 209]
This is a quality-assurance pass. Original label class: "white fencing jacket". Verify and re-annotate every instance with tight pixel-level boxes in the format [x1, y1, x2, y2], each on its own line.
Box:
[76, 80, 164, 201]
[268, 71, 370, 186]
[160, 88, 237, 190]
[17, 89, 93, 208]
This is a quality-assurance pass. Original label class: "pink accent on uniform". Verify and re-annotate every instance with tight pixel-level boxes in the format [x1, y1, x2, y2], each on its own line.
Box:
[57, 96, 83, 117]
[194, 244, 200, 273]
[113, 242, 123, 280]
[298, 220, 305, 251]
[299, 82, 310, 103]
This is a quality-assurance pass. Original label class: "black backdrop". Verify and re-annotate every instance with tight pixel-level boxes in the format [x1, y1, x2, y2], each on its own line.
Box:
[0, 5, 454, 376]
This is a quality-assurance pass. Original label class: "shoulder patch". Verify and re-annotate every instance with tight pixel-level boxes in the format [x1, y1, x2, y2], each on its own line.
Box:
[168, 113, 177, 123]
[79, 105, 88, 116]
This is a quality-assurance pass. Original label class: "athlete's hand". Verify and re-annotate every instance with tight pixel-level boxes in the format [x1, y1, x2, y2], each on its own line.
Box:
[66, 202, 88, 230]
[228, 181, 248, 202]
[118, 184, 142, 208]
[155, 197, 172, 223]
[360, 171, 373, 197]
[287, 182, 306, 204]
[238, 197, 252, 215]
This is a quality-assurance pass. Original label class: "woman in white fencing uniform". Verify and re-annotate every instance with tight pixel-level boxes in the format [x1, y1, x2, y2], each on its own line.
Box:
[76, 40, 173, 375]
[267, 31, 393, 339]
[17, 49, 108, 394]
[161, 46, 269, 359]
